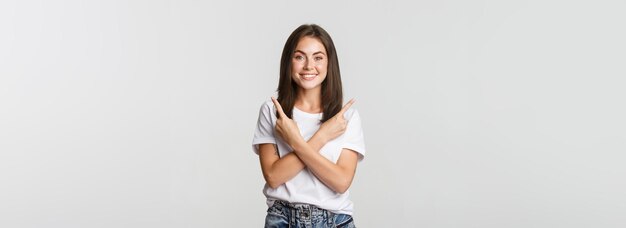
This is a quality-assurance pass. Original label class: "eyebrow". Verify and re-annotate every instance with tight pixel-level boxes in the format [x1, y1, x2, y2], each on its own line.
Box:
[294, 50, 326, 56]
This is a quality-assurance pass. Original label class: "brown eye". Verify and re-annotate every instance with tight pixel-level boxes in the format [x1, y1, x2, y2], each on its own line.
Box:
[314, 56, 324, 61]
[294, 55, 304, 61]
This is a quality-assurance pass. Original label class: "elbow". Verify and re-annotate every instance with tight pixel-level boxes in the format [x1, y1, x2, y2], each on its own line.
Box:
[264, 174, 282, 189]
[268, 181, 281, 189]
[334, 180, 352, 194]
[335, 186, 349, 194]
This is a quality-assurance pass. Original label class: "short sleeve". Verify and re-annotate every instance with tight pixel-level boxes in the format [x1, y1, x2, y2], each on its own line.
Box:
[342, 109, 366, 161]
[252, 101, 276, 155]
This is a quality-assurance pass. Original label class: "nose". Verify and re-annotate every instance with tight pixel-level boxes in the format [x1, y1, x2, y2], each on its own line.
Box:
[304, 58, 314, 70]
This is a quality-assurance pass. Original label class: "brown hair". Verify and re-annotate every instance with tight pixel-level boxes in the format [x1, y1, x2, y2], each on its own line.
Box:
[276, 24, 343, 123]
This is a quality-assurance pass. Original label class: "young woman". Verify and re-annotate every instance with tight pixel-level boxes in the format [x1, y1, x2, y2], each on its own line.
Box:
[252, 24, 365, 228]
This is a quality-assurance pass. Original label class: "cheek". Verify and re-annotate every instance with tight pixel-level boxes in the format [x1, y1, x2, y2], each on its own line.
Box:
[317, 63, 328, 73]
[291, 61, 303, 71]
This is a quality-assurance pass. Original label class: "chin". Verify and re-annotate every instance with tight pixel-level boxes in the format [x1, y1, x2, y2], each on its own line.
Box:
[297, 82, 322, 90]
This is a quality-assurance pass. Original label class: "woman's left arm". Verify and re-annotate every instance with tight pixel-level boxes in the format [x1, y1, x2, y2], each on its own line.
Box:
[271, 97, 360, 194]
[292, 143, 359, 194]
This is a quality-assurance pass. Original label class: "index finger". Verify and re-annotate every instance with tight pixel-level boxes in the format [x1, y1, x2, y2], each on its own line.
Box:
[271, 97, 287, 118]
[339, 98, 355, 115]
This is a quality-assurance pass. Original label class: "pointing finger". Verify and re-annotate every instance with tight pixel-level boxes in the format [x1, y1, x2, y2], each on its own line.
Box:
[271, 97, 287, 118]
[339, 98, 355, 115]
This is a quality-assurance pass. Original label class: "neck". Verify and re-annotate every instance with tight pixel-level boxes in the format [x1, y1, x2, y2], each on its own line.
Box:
[295, 87, 322, 113]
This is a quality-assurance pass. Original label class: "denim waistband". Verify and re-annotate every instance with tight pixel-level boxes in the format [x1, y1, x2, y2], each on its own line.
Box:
[270, 199, 332, 221]
[266, 200, 355, 227]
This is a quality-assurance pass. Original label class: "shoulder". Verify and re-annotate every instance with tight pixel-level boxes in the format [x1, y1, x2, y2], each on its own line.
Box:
[343, 107, 360, 120]
[257, 100, 277, 120]
[259, 99, 275, 112]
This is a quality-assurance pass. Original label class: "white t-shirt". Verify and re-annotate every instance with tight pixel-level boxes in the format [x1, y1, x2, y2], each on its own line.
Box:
[252, 100, 366, 215]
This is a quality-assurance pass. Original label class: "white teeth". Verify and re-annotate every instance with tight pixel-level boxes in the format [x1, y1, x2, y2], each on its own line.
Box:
[302, 74, 316, 79]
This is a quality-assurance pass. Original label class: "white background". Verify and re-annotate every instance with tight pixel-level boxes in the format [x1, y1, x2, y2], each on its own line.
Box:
[1, 0, 625, 227]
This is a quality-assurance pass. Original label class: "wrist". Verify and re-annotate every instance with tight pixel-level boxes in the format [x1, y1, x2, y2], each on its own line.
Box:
[291, 140, 305, 153]
[312, 131, 329, 145]
[290, 136, 306, 150]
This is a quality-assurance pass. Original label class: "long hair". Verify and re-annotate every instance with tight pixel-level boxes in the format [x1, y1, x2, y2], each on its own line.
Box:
[277, 24, 343, 123]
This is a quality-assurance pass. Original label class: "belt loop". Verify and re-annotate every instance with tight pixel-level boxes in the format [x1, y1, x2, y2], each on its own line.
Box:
[289, 205, 295, 228]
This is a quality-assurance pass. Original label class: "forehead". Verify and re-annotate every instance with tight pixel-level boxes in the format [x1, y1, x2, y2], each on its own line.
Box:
[294, 36, 327, 54]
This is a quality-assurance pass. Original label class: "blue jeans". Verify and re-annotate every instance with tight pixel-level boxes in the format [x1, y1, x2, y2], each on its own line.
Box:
[264, 200, 356, 228]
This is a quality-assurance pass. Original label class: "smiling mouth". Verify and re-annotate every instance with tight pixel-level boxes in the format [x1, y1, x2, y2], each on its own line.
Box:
[301, 74, 317, 81]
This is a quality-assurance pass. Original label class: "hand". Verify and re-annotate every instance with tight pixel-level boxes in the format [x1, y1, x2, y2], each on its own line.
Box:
[271, 97, 305, 147]
[315, 99, 355, 143]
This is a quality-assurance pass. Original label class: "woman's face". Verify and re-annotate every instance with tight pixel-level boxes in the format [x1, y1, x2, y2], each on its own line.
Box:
[291, 36, 328, 91]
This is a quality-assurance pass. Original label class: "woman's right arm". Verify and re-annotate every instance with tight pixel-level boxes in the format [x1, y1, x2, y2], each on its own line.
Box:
[258, 97, 353, 189]
[258, 134, 327, 189]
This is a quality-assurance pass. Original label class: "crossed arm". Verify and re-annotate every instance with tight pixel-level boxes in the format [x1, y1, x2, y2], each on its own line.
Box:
[258, 98, 359, 194]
